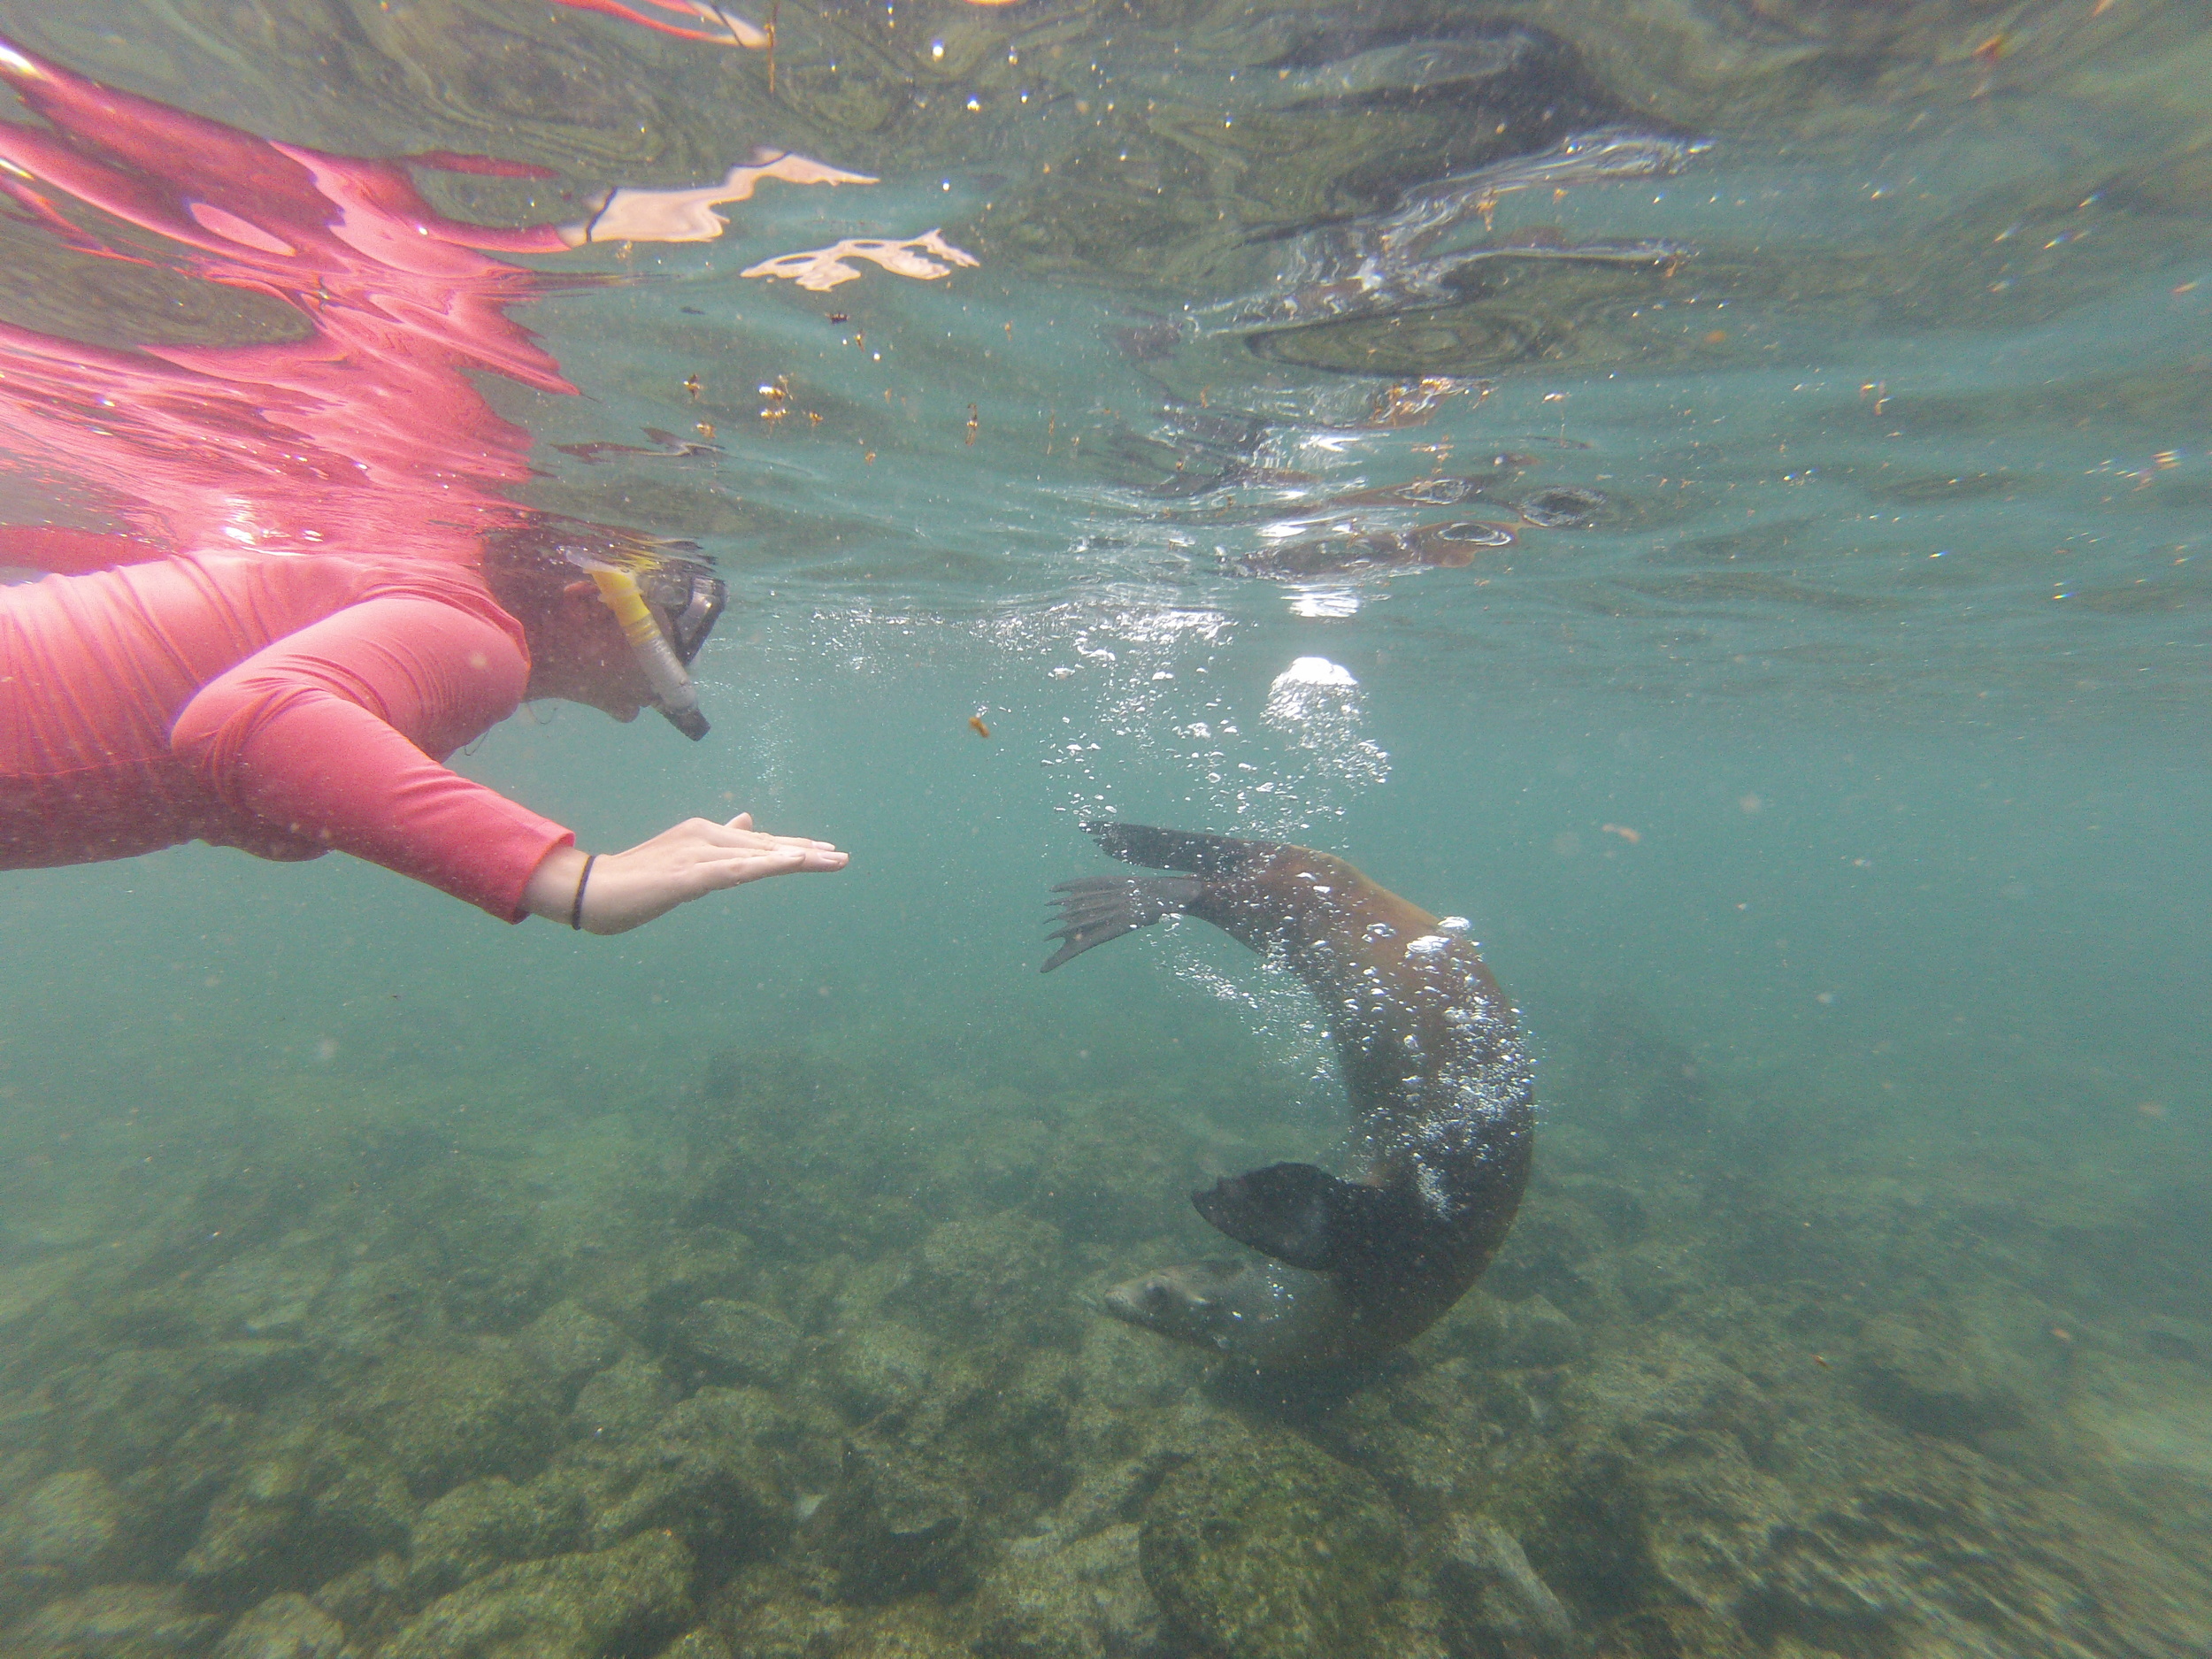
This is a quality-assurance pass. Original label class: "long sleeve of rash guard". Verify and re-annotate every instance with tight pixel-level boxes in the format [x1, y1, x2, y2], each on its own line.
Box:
[168, 593, 572, 919]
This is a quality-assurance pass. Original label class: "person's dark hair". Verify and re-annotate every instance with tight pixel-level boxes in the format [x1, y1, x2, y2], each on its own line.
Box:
[480, 515, 720, 651]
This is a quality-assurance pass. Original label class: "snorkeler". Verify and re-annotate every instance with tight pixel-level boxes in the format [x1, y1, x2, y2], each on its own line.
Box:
[0, 517, 847, 932]
[0, 41, 856, 933]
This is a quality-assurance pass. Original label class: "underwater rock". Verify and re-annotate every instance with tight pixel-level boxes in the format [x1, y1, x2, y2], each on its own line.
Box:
[2139, 1315, 2210, 1365]
[1496, 1333, 1793, 1624]
[1615, 1242, 1705, 1322]
[517, 1302, 626, 1395]
[181, 1452, 313, 1588]
[1620, 1429, 1795, 1616]
[7, 1582, 220, 1658]
[50, 1348, 245, 1479]
[715, 1563, 970, 1658]
[1486, 1295, 1589, 1370]
[1067, 1321, 1198, 1443]
[1139, 1432, 1406, 1659]
[1479, 1190, 1624, 1324]
[1546, 1179, 1650, 1246]
[311, 1257, 439, 1362]
[378, 1530, 693, 1659]
[820, 1322, 940, 1424]
[1033, 1449, 1189, 1554]
[339, 1347, 561, 1500]
[585, 1387, 788, 1560]
[680, 1300, 800, 1388]
[1586, 1603, 1751, 1658]
[0, 1468, 128, 1626]
[578, 1229, 755, 1343]
[652, 1630, 733, 1659]
[180, 1427, 412, 1594]
[1754, 1439, 2212, 1657]
[710, 1563, 851, 1657]
[4, 1468, 125, 1573]
[309, 1551, 407, 1654]
[188, 1238, 339, 1342]
[402, 1168, 572, 1336]
[1853, 1312, 2030, 1441]
[796, 1444, 976, 1603]
[1570, 1333, 1778, 1456]
[571, 1356, 676, 1446]
[1433, 1515, 1573, 1658]
[211, 1592, 348, 1659]
[972, 1523, 1168, 1659]
[406, 1476, 585, 1599]
[912, 1215, 1074, 1340]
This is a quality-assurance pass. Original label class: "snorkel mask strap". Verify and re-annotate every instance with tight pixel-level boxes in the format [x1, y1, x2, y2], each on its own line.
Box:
[587, 567, 710, 740]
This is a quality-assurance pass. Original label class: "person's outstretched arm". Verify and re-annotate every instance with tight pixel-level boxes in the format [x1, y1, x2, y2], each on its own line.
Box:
[519, 813, 846, 934]
[171, 594, 845, 925]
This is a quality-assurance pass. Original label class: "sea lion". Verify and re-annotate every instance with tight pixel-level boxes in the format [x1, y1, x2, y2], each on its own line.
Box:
[1041, 823, 1534, 1368]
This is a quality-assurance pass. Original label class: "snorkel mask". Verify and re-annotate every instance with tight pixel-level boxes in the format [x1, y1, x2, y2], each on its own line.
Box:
[482, 517, 727, 739]
[564, 545, 726, 741]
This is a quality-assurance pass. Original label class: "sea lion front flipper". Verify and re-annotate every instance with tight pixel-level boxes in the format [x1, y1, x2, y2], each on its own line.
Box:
[1041, 875, 1204, 972]
[1086, 821, 1279, 878]
[1194, 1163, 1408, 1277]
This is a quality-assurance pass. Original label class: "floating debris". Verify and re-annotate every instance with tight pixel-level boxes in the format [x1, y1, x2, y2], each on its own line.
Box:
[1359, 376, 1486, 429]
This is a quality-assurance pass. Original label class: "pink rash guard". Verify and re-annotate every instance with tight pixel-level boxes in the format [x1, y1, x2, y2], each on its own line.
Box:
[0, 548, 572, 920]
[0, 39, 610, 918]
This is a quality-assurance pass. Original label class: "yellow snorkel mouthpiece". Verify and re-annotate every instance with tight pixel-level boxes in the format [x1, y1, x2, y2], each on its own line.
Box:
[589, 566, 710, 740]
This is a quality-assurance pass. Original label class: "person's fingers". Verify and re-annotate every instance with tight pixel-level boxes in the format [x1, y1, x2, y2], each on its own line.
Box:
[696, 817, 841, 854]
[687, 847, 846, 890]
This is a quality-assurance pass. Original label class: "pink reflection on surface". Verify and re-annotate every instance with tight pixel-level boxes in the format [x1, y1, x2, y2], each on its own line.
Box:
[549, 0, 770, 48]
[0, 37, 598, 567]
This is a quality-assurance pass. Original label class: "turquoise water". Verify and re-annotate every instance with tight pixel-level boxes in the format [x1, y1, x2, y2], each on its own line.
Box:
[2, 4, 2209, 1656]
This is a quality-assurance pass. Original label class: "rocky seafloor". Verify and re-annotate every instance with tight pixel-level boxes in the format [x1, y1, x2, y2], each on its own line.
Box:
[1, 1011, 2208, 1659]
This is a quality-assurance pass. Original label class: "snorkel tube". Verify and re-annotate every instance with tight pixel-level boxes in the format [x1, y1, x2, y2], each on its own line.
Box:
[588, 566, 710, 740]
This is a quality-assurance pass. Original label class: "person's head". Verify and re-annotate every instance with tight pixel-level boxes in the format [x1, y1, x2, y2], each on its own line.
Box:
[480, 517, 726, 737]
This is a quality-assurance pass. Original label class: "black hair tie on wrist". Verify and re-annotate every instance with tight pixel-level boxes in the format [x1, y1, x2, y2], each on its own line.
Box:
[570, 854, 598, 931]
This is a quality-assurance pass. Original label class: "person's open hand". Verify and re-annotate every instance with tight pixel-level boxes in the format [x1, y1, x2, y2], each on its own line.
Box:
[523, 813, 847, 934]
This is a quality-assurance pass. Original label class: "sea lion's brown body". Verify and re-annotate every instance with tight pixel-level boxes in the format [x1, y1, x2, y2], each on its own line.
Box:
[1043, 823, 1534, 1368]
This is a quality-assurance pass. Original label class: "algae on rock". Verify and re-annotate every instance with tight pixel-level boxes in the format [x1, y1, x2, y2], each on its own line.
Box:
[378, 1530, 693, 1659]
[1139, 1431, 1407, 1659]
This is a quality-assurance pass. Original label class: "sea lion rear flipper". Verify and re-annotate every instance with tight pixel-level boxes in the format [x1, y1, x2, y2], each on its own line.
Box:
[1041, 875, 1204, 972]
[1194, 1162, 1408, 1276]
[1086, 821, 1278, 878]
